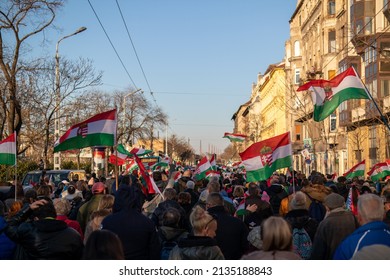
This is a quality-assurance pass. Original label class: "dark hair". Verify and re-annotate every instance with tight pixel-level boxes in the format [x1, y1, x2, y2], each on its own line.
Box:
[83, 229, 124, 260]
[32, 197, 57, 219]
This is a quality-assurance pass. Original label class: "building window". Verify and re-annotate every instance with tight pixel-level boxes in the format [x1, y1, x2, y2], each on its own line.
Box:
[328, 30, 336, 53]
[328, 0, 336, 15]
[330, 113, 337, 132]
[294, 69, 301, 84]
[294, 40, 301, 56]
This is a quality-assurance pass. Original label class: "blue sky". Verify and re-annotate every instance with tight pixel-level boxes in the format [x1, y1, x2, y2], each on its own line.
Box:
[45, 0, 297, 155]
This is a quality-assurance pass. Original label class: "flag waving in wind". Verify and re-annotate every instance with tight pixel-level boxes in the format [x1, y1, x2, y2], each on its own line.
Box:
[343, 160, 365, 179]
[0, 132, 17, 166]
[239, 132, 292, 182]
[223, 132, 247, 142]
[297, 67, 370, 121]
[54, 109, 117, 152]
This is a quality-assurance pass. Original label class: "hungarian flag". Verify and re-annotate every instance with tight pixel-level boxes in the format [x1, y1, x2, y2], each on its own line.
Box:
[223, 132, 247, 142]
[133, 154, 161, 195]
[129, 147, 152, 157]
[239, 132, 292, 182]
[367, 161, 390, 182]
[297, 67, 370, 121]
[194, 156, 213, 180]
[343, 160, 365, 179]
[109, 144, 131, 166]
[54, 109, 117, 152]
[209, 153, 217, 170]
[0, 132, 17, 166]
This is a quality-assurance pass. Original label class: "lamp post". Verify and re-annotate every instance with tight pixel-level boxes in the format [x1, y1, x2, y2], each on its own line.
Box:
[54, 27, 87, 170]
[122, 89, 143, 145]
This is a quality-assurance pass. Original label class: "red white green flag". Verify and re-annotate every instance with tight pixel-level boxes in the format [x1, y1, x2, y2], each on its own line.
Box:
[367, 160, 390, 182]
[194, 156, 213, 180]
[0, 132, 17, 166]
[297, 67, 370, 122]
[54, 109, 117, 152]
[343, 160, 365, 179]
[109, 144, 131, 166]
[223, 132, 247, 142]
[129, 147, 152, 157]
[239, 132, 292, 182]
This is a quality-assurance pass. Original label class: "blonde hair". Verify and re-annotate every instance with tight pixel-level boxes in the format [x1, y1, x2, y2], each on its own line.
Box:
[261, 216, 292, 251]
[190, 205, 215, 235]
[53, 198, 71, 216]
[97, 194, 115, 211]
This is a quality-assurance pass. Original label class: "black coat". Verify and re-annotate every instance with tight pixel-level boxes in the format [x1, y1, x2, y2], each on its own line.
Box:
[207, 205, 249, 259]
[5, 205, 83, 259]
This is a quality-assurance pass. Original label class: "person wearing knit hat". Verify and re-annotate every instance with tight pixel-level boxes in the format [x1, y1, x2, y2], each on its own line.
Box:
[77, 182, 106, 233]
[323, 193, 345, 210]
[310, 192, 358, 259]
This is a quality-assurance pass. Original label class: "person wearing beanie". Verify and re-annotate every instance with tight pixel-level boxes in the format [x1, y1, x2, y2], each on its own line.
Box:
[310, 192, 358, 259]
[77, 182, 106, 233]
[184, 180, 199, 208]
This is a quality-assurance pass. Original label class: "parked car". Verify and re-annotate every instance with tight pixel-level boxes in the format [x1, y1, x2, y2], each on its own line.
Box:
[21, 169, 86, 190]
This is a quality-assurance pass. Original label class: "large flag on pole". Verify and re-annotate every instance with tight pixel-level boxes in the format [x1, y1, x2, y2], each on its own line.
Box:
[54, 109, 117, 152]
[0, 132, 17, 166]
[343, 160, 365, 179]
[297, 67, 370, 121]
[109, 144, 131, 166]
[194, 156, 213, 180]
[367, 161, 390, 182]
[239, 132, 292, 182]
[223, 132, 247, 142]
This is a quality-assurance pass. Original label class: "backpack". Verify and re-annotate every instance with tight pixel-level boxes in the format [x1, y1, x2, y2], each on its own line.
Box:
[307, 195, 326, 222]
[292, 227, 312, 259]
[160, 240, 178, 260]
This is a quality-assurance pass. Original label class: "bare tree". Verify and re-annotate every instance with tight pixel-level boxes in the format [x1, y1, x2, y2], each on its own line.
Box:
[0, 0, 63, 141]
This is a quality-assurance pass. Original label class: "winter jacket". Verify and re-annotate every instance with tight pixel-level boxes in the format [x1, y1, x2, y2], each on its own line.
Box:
[310, 209, 357, 260]
[4, 205, 83, 259]
[333, 221, 390, 259]
[208, 205, 249, 259]
[169, 235, 225, 260]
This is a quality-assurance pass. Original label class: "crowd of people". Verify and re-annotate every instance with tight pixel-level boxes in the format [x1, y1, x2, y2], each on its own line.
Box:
[0, 167, 390, 260]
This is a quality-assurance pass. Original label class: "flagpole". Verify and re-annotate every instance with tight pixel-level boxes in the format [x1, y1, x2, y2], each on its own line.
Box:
[353, 66, 390, 132]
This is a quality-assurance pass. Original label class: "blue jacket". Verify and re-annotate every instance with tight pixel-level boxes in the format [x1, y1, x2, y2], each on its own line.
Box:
[333, 221, 390, 259]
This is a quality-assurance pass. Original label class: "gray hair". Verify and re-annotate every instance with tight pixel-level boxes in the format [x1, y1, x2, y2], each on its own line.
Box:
[357, 193, 384, 224]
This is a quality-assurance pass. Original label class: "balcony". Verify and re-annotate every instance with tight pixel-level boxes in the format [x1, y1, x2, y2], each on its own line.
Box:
[351, 107, 366, 122]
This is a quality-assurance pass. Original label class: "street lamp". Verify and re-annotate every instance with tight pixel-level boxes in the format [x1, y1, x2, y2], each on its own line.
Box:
[54, 27, 87, 170]
[122, 89, 143, 145]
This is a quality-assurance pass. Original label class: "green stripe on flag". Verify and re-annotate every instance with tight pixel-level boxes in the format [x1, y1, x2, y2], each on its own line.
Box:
[54, 133, 115, 152]
[0, 153, 16, 165]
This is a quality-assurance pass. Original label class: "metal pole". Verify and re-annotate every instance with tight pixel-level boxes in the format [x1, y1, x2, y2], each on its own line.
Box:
[53, 27, 87, 170]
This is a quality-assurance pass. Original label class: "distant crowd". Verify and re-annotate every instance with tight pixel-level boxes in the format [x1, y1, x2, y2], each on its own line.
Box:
[0, 168, 390, 260]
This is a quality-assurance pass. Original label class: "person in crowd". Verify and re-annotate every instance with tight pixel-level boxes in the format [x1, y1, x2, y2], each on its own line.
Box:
[53, 198, 83, 239]
[101, 185, 160, 260]
[285, 191, 319, 259]
[77, 182, 106, 233]
[4, 197, 83, 259]
[241, 216, 301, 260]
[151, 187, 189, 231]
[169, 205, 225, 260]
[157, 207, 189, 260]
[310, 193, 357, 260]
[206, 192, 249, 259]
[83, 209, 112, 245]
[83, 229, 124, 260]
[334, 193, 390, 259]
[0, 201, 16, 259]
[184, 180, 199, 208]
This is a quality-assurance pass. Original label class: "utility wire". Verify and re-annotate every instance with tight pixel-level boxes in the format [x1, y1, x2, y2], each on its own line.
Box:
[115, 0, 157, 104]
[87, 0, 138, 89]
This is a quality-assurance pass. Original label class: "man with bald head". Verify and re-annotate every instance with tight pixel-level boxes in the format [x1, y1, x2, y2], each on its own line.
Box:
[333, 193, 390, 259]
